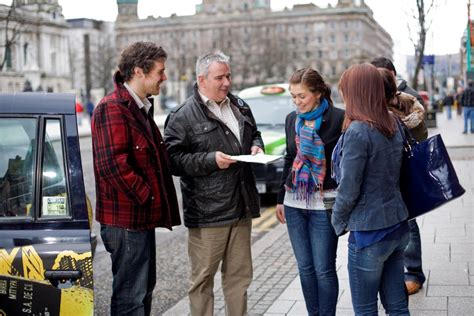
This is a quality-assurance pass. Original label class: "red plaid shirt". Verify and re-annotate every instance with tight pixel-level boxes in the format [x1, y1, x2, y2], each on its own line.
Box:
[91, 72, 181, 230]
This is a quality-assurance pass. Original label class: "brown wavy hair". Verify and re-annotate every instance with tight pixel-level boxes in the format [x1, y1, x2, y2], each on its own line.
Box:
[338, 63, 395, 137]
[379, 68, 416, 116]
[118, 41, 168, 82]
[289, 68, 333, 107]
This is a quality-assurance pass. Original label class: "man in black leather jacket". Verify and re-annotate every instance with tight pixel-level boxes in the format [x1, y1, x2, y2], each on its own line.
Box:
[164, 51, 263, 315]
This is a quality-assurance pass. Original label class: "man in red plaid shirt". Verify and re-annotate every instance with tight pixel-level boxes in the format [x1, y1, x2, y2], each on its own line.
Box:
[91, 42, 181, 315]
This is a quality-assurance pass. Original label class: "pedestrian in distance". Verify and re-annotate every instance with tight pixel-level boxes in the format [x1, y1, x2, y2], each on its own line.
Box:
[442, 91, 455, 120]
[332, 63, 410, 315]
[455, 86, 463, 116]
[164, 50, 264, 316]
[91, 41, 181, 315]
[372, 57, 427, 296]
[275, 68, 344, 316]
[86, 97, 95, 121]
[75, 96, 84, 126]
[460, 80, 474, 134]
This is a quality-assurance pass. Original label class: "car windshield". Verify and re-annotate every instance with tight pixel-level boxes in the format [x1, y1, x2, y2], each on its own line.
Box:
[245, 96, 294, 126]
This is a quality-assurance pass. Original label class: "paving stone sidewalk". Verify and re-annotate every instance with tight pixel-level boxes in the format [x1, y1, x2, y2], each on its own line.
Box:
[164, 112, 474, 315]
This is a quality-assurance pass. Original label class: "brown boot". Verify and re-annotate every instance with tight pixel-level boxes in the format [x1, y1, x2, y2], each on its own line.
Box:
[405, 280, 422, 295]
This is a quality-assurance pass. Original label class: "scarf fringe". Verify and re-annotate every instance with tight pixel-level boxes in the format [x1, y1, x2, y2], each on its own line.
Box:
[287, 172, 323, 208]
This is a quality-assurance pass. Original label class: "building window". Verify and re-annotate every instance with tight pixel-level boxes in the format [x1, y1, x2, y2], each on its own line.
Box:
[330, 34, 335, 43]
[332, 66, 336, 76]
[318, 50, 322, 58]
[344, 33, 349, 42]
[5, 46, 12, 70]
[23, 43, 28, 65]
[51, 52, 57, 73]
[317, 36, 322, 44]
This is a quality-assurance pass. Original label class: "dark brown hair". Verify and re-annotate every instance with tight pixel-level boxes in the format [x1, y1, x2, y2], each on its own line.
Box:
[379, 68, 413, 116]
[379, 68, 398, 103]
[338, 63, 395, 137]
[370, 57, 397, 76]
[289, 68, 333, 106]
[118, 41, 168, 82]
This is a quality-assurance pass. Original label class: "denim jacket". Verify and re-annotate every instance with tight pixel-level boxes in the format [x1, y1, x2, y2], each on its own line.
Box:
[331, 121, 408, 236]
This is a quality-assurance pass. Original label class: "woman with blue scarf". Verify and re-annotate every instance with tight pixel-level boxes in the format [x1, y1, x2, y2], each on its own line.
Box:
[276, 68, 344, 315]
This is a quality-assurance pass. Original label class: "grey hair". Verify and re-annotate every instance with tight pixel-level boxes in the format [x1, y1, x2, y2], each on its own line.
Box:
[195, 51, 230, 80]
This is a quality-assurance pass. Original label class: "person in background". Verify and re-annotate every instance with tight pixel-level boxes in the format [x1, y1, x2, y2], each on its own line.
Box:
[164, 51, 263, 316]
[275, 68, 344, 316]
[86, 97, 95, 121]
[455, 86, 463, 116]
[75, 97, 84, 126]
[371, 57, 427, 295]
[460, 80, 474, 134]
[92, 42, 181, 315]
[443, 91, 454, 120]
[332, 63, 410, 315]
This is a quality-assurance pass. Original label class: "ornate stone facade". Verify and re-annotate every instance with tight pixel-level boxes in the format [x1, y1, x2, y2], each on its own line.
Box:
[115, 0, 393, 99]
[68, 18, 115, 101]
[0, 0, 71, 92]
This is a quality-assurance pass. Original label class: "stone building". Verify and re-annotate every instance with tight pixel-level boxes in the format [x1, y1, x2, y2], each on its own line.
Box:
[0, 0, 71, 92]
[67, 18, 115, 102]
[115, 0, 393, 100]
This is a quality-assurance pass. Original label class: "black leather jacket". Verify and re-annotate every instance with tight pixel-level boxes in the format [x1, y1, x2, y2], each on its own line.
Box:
[164, 84, 264, 228]
[277, 106, 345, 204]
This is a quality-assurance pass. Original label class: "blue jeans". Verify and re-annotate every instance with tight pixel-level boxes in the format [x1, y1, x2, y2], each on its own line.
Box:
[446, 105, 452, 119]
[101, 225, 156, 316]
[404, 219, 426, 285]
[285, 206, 339, 316]
[348, 231, 409, 316]
[463, 107, 474, 132]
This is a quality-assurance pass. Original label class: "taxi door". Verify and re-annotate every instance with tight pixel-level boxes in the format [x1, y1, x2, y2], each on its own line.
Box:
[0, 94, 93, 315]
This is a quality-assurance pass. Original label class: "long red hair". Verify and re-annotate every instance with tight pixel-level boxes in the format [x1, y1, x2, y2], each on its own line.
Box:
[338, 63, 395, 137]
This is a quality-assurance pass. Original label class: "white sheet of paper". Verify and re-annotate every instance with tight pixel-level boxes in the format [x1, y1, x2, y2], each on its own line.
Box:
[230, 153, 283, 164]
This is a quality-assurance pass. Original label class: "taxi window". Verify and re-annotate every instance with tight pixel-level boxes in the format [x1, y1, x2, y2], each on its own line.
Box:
[0, 118, 36, 218]
[247, 96, 294, 126]
[40, 119, 69, 217]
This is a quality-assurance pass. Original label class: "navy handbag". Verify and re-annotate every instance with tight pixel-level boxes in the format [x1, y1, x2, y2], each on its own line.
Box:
[396, 120, 465, 219]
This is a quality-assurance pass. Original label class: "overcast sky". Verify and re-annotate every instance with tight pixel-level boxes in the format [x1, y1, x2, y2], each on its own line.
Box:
[0, 0, 468, 68]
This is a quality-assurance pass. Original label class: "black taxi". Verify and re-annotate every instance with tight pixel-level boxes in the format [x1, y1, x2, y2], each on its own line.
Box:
[0, 93, 93, 315]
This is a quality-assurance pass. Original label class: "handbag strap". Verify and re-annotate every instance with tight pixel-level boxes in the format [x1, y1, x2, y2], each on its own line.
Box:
[394, 116, 416, 154]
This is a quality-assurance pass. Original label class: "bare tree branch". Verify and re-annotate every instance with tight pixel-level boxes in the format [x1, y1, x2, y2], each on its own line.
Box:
[407, 0, 437, 90]
[0, 2, 28, 71]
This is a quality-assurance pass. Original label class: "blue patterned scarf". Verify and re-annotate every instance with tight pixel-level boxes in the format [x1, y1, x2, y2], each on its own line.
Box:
[289, 99, 329, 202]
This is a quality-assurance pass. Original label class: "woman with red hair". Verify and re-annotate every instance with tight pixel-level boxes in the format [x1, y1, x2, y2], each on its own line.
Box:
[331, 63, 410, 315]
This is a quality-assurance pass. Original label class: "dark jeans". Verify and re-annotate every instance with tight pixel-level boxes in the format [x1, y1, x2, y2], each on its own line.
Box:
[101, 224, 156, 316]
[348, 231, 409, 316]
[285, 206, 339, 316]
[404, 219, 426, 285]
